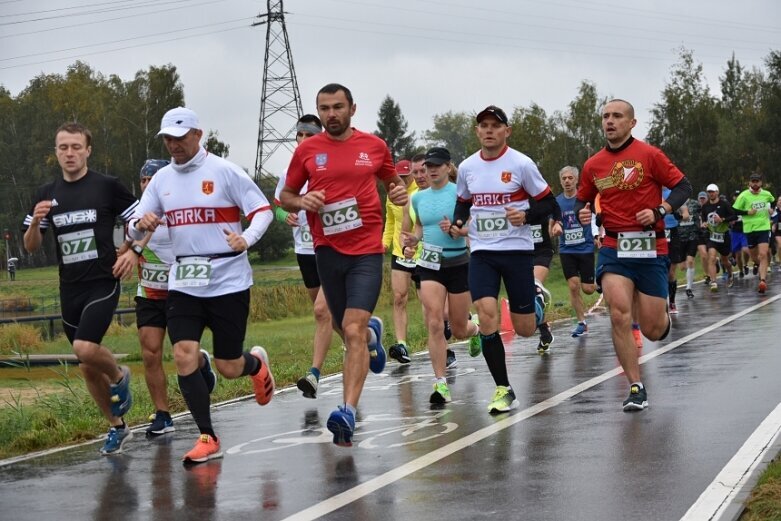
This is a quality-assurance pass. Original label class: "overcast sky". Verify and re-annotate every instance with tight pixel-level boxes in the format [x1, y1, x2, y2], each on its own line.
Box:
[2, 0, 779, 175]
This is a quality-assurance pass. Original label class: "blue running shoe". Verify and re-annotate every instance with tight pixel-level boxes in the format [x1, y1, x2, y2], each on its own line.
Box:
[146, 412, 175, 436]
[200, 349, 217, 394]
[367, 316, 386, 374]
[326, 406, 355, 447]
[109, 366, 133, 418]
[571, 322, 588, 338]
[101, 425, 133, 455]
[534, 294, 545, 327]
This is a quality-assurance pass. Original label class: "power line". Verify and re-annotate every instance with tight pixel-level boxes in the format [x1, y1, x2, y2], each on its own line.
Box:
[0, 0, 192, 26]
[5, 0, 140, 18]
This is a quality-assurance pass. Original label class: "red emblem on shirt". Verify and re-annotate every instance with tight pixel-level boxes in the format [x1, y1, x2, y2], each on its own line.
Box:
[611, 160, 644, 190]
[202, 180, 214, 195]
[501, 171, 512, 183]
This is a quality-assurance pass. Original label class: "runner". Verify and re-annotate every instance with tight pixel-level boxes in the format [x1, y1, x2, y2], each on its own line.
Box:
[129, 107, 275, 465]
[23, 122, 140, 454]
[733, 172, 775, 293]
[400, 146, 479, 403]
[663, 187, 685, 314]
[279, 83, 408, 446]
[530, 204, 558, 353]
[272, 114, 334, 398]
[679, 194, 703, 299]
[695, 191, 712, 285]
[555, 166, 598, 337]
[382, 159, 418, 364]
[444, 105, 556, 414]
[576, 99, 692, 411]
[701, 184, 737, 292]
[122, 159, 218, 437]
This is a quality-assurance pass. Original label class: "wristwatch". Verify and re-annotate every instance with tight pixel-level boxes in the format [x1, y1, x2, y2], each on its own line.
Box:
[655, 205, 667, 221]
[130, 244, 144, 256]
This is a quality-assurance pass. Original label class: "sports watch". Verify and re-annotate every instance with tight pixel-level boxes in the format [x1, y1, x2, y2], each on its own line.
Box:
[130, 244, 144, 256]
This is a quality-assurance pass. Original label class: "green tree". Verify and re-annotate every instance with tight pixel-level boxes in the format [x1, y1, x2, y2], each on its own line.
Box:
[756, 51, 781, 183]
[374, 95, 417, 161]
[205, 130, 230, 158]
[424, 111, 478, 164]
[254, 175, 292, 261]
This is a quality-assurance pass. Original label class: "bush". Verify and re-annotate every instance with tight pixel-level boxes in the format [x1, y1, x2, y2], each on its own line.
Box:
[0, 323, 44, 354]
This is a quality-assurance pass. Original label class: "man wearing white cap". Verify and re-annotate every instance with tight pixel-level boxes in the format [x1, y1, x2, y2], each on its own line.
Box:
[700, 183, 737, 292]
[129, 106, 276, 465]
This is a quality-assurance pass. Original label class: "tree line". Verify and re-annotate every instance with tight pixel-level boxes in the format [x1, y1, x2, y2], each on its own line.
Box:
[1, 48, 779, 267]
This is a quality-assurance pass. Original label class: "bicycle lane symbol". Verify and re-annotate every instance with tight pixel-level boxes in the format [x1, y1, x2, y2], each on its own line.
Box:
[225, 410, 459, 456]
[315, 366, 477, 397]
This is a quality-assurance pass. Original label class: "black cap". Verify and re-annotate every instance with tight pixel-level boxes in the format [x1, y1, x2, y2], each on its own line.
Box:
[476, 105, 509, 125]
[750, 173, 762, 181]
[424, 147, 451, 165]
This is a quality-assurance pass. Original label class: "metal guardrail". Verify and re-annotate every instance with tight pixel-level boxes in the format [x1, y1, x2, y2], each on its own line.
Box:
[0, 308, 135, 339]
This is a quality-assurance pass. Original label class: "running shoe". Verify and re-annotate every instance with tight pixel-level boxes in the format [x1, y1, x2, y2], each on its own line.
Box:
[685, 289, 694, 299]
[759, 279, 767, 294]
[739, 270, 745, 279]
[446, 349, 458, 369]
[632, 325, 643, 349]
[468, 334, 482, 357]
[249, 346, 275, 406]
[622, 384, 649, 412]
[535, 280, 552, 310]
[183, 434, 222, 464]
[669, 302, 678, 314]
[109, 366, 133, 418]
[534, 295, 545, 327]
[367, 316, 387, 373]
[704, 276, 711, 285]
[537, 322, 553, 354]
[571, 321, 588, 338]
[487, 386, 519, 414]
[200, 349, 217, 394]
[744, 265, 750, 276]
[100, 425, 133, 455]
[326, 406, 355, 447]
[727, 274, 735, 288]
[753, 263, 759, 276]
[443, 320, 452, 341]
[710, 281, 718, 293]
[388, 343, 411, 364]
[146, 411, 174, 436]
[296, 372, 318, 399]
[429, 381, 452, 404]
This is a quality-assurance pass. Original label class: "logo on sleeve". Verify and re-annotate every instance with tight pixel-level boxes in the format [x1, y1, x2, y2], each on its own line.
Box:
[202, 180, 214, 195]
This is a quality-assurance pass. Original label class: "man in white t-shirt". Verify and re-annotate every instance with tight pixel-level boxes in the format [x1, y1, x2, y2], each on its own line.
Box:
[129, 107, 275, 465]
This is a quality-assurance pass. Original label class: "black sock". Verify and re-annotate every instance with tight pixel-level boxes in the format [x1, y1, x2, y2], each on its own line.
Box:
[538, 321, 550, 334]
[481, 331, 510, 387]
[157, 410, 171, 420]
[668, 280, 677, 303]
[178, 369, 213, 436]
[241, 351, 261, 376]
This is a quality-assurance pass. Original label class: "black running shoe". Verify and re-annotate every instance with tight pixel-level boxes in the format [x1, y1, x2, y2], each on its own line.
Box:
[753, 264, 759, 276]
[537, 322, 554, 354]
[388, 343, 411, 364]
[622, 384, 648, 411]
[685, 289, 694, 299]
[446, 349, 457, 369]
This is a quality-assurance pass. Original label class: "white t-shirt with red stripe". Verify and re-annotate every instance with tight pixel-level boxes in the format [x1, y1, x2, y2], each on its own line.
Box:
[457, 146, 551, 252]
[273, 170, 314, 255]
[133, 147, 271, 297]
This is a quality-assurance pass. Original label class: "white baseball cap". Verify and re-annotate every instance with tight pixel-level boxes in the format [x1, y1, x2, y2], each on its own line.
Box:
[157, 107, 200, 137]
[706, 183, 719, 192]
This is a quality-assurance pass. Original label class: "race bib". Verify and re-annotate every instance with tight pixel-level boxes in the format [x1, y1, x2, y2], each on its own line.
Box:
[529, 224, 543, 244]
[475, 213, 510, 238]
[564, 226, 585, 245]
[396, 256, 417, 269]
[416, 243, 443, 271]
[174, 257, 212, 288]
[617, 231, 657, 258]
[752, 201, 767, 211]
[710, 231, 724, 243]
[320, 198, 362, 236]
[140, 262, 170, 290]
[299, 224, 313, 250]
[58, 229, 98, 264]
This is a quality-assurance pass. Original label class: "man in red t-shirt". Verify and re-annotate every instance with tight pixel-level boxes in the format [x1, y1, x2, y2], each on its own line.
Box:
[576, 99, 691, 412]
[280, 83, 408, 446]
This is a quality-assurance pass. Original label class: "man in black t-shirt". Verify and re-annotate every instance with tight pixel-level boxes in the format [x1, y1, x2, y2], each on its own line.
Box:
[23, 122, 139, 455]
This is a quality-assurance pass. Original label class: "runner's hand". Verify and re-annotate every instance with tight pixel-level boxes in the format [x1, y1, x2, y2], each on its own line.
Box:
[112, 249, 138, 280]
[285, 213, 299, 227]
[300, 190, 326, 212]
[388, 183, 408, 206]
[505, 206, 526, 226]
[223, 229, 248, 252]
[578, 203, 592, 226]
[30, 200, 53, 225]
[400, 231, 419, 247]
[136, 212, 162, 232]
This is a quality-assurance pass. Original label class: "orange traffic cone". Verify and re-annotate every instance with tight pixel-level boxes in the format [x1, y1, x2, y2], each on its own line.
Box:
[500, 298, 514, 333]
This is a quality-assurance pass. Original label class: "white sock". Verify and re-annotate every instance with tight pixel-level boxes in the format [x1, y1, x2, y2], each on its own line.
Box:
[368, 328, 378, 347]
[686, 267, 695, 289]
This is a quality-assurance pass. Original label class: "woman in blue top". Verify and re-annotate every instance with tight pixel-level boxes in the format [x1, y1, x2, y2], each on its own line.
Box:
[401, 147, 479, 404]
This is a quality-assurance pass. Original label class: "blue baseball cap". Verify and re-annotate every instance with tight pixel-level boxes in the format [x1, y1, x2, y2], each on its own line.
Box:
[140, 159, 170, 179]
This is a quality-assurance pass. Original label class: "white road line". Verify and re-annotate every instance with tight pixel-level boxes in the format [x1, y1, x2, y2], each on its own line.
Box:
[680, 401, 781, 521]
[282, 294, 781, 521]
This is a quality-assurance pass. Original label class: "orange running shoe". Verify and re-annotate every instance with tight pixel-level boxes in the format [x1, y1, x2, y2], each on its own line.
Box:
[183, 434, 222, 464]
[250, 346, 275, 405]
[632, 327, 643, 349]
[759, 279, 767, 294]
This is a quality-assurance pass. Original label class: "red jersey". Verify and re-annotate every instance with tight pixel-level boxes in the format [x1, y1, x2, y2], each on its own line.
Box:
[285, 129, 396, 255]
[578, 138, 684, 254]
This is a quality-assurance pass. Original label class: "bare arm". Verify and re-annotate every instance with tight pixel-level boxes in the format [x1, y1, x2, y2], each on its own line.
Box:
[24, 200, 52, 253]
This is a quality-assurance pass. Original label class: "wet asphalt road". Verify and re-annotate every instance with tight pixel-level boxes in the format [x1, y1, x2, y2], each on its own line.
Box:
[1, 274, 781, 521]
